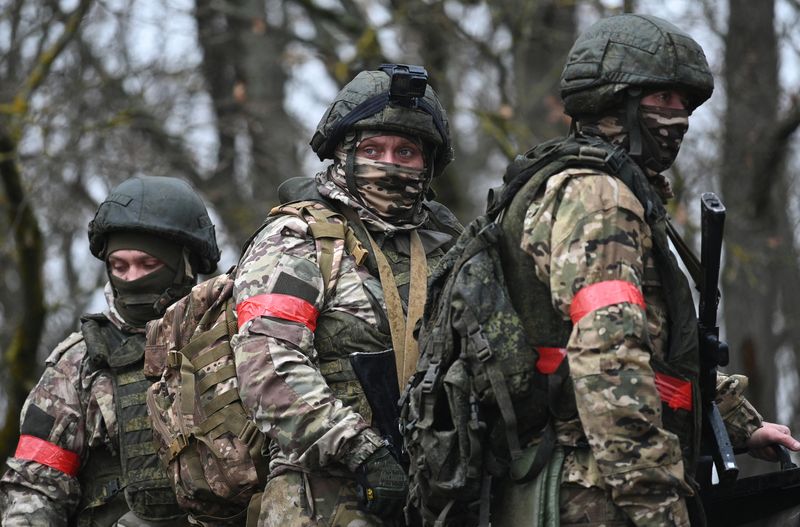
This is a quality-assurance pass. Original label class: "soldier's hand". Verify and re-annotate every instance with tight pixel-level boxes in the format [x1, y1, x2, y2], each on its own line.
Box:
[356, 445, 408, 518]
[747, 421, 800, 461]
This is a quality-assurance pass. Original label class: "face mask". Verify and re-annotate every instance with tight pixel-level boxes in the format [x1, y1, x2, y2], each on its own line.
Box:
[639, 105, 690, 172]
[110, 266, 175, 327]
[352, 157, 429, 222]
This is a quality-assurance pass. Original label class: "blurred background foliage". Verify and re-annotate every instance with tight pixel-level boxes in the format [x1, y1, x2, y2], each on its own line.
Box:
[1, 0, 799, 471]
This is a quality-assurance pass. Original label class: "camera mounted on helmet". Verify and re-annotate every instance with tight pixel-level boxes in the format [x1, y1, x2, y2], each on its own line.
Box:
[379, 63, 428, 108]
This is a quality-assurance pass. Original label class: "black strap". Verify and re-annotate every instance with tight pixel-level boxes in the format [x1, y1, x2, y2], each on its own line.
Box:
[666, 220, 703, 287]
[320, 92, 390, 158]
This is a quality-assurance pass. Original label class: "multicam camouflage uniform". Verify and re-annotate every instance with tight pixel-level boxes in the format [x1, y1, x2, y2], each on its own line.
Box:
[492, 14, 764, 527]
[0, 289, 184, 527]
[1, 176, 219, 527]
[233, 179, 460, 526]
[518, 164, 761, 526]
[232, 66, 460, 526]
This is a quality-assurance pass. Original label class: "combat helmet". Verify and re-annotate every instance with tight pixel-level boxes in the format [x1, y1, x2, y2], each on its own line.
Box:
[89, 176, 220, 274]
[310, 64, 454, 178]
[560, 14, 714, 117]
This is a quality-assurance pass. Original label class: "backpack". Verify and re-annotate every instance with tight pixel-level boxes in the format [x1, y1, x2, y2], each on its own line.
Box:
[144, 201, 366, 524]
[401, 136, 653, 526]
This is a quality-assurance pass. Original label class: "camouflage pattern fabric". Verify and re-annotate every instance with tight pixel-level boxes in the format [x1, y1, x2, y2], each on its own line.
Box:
[329, 142, 428, 225]
[233, 208, 385, 471]
[257, 471, 392, 527]
[233, 204, 388, 525]
[233, 173, 456, 525]
[519, 167, 763, 526]
[0, 287, 151, 526]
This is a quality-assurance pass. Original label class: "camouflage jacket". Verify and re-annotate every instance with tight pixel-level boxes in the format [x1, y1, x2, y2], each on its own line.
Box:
[520, 167, 762, 526]
[232, 197, 457, 477]
[1, 288, 136, 526]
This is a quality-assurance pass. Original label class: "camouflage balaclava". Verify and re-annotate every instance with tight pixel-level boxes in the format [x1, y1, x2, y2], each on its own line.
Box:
[578, 103, 689, 170]
[576, 100, 688, 199]
[106, 232, 192, 327]
[321, 130, 430, 230]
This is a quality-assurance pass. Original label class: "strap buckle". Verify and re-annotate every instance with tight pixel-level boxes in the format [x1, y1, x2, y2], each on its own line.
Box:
[421, 362, 440, 393]
[168, 433, 188, 459]
[166, 350, 183, 369]
[470, 329, 492, 362]
[238, 420, 260, 446]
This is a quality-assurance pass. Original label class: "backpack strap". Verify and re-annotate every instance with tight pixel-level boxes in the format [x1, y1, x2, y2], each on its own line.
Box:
[269, 200, 368, 294]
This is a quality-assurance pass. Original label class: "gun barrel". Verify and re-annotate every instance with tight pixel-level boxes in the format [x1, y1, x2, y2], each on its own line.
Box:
[699, 193, 726, 328]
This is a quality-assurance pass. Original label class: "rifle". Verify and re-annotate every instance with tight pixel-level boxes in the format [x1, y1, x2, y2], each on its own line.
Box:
[667, 193, 738, 488]
[349, 350, 406, 464]
[697, 192, 738, 488]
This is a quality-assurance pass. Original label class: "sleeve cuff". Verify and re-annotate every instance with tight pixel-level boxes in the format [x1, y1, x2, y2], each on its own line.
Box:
[340, 428, 385, 472]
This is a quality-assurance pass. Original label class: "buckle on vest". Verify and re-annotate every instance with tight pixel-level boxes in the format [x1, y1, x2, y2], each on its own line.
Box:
[168, 433, 188, 459]
[105, 478, 122, 498]
[167, 350, 183, 369]
[238, 420, 260, 446]
[421, 362, 440, 393]
[470, 331, 492, 362]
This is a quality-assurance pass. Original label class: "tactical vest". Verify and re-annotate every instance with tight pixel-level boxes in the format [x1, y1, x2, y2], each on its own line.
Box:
[496, 135, 702, 472]
[276, 177, 460, 427]
[76, 314, 183, 527]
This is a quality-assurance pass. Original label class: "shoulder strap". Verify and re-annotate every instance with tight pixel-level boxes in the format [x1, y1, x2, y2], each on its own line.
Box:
[266, 200, 368, 294]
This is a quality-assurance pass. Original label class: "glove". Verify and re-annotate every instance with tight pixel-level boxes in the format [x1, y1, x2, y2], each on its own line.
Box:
[355, 445, 408, 518]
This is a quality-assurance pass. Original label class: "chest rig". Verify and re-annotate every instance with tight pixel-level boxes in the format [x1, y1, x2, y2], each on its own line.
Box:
[276, 177, 459, 425]
[76, 314, 182, 526]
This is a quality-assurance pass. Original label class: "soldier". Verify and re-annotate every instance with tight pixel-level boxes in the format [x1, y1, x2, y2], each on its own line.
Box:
[488, 14, 800, 526]
[232, 65, 461, 526]
[0, 176, 220, 526]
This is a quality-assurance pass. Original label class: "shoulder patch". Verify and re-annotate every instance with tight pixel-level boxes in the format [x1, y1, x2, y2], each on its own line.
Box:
[46, 332, 85, 366]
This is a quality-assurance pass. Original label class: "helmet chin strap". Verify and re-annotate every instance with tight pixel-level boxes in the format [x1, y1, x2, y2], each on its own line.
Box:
[626, 87, 643, 157]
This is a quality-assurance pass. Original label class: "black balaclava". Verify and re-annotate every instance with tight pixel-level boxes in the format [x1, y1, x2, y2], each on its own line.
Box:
[106, 232, 194, 327]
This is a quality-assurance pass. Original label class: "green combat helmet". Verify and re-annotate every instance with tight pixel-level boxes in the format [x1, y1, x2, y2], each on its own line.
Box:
[560, 13, 714, 117]
[89, 175, 220, 275]
[310, 64, 454, 179]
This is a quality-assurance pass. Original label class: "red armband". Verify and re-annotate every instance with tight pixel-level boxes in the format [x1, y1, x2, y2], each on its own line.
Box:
[570, 280, 645, 323]
[236, 293, 320, 331]
[654, 372, 693, 411]
[15, 435, 80, 477]
[536, 347, 567, 374]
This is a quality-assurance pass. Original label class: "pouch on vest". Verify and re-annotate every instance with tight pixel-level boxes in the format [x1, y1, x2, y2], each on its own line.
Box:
[145, 201, 367, 524]
[145, 271, 267, 524]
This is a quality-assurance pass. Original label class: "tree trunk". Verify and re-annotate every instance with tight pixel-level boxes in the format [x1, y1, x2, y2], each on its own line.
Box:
[720, 0, 800, 474]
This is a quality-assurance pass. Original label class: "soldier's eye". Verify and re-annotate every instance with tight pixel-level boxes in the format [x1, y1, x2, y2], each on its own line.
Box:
[359, 146, 379, 157]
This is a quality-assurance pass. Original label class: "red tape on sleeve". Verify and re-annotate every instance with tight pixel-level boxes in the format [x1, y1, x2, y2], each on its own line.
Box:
[236, 293, 320, 331]
[536, 347, 567, 374]
[15, 435, 80, 477]
[570, 280, 645, 323]
[654, 372, 693, 411]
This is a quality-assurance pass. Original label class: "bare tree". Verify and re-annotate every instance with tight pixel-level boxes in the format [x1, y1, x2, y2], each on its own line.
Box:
[0, 0, 94, 459]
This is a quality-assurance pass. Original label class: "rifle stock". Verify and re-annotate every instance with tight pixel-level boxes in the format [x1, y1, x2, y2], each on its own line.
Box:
[698, 192, 738, 487]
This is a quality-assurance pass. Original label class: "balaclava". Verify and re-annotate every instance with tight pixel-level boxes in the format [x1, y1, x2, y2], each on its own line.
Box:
[318, 130, 431, 232]
[106, 232, 193, 327]
[576, 99, 689, 200]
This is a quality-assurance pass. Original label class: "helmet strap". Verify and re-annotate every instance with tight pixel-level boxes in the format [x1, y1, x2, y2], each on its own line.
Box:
[626, 88, 643, 157]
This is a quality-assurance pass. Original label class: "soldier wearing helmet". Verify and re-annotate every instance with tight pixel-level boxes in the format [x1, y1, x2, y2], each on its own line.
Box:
[1, 176, 220, 526]
[485, 14, 800, 526]
[231, 65, 461, 525]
